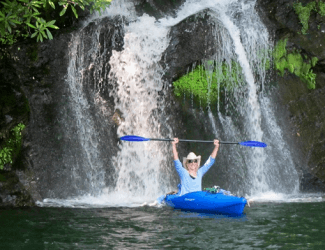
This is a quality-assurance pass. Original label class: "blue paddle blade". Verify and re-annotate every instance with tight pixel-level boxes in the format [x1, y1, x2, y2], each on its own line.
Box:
[120, 135, 150, 142]
[239, 141, 267, 148]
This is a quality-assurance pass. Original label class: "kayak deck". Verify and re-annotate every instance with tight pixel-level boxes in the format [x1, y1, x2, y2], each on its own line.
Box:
[164, 191, 247, 216]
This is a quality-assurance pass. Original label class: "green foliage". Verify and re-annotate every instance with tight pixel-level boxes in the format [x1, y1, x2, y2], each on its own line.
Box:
[273, 38, 318, 89]
[311, 56, 318, 67]
[302, 69, 317, 89]
[293, 1, 325, 34]
[173, 65, 215, 106]
[318, 0, 325, 16]
[0, 0, 112, 45]
[28, 18, 58, 42]
[173, 61, 244, 106]
[0, 123, 25, 170]
[293, 1, 316, 35]
[274, 38, 287, 62]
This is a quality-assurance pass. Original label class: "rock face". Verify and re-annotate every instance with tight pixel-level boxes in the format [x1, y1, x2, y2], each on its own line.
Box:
[0, 171, 34, 207]
[134, 0, 186, 19]
[161, 10, 219, 82]
[0, 16, 125, 204]
[257, 0, 325, 190]
[0, 41, 33, 207]
[2, 0, 325, 206]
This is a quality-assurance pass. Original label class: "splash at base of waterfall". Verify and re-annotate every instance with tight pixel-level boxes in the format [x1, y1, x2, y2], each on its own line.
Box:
[247, 191, 324, 204]
[36, 191, 324, 208]
[47, 0, 304, 204]
[37, 189, 159, 208]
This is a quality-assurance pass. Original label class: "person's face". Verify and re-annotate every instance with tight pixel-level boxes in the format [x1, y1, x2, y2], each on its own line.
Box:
[187, 159, 198, 172]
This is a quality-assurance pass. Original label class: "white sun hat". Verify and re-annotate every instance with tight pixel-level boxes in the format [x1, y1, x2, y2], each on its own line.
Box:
[183, 152, 201, 170]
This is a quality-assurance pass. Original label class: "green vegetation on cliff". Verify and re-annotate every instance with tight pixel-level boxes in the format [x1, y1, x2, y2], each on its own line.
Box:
[0, 0, 112, 45]
[293, 0, 325, 34]
[274, 38, 318, 89]
[173, 61, 245, 106]
[0, 123, 25, 170]
[293, 1, 316, 35]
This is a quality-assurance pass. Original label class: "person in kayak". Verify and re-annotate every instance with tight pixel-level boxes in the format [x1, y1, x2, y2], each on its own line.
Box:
[172, 138, 220, 196]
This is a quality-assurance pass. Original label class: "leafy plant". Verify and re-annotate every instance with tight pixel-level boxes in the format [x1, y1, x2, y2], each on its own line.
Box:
[0, 123, 25, 170]
[57, 0, 112, 17]
[28, 18, 58, 42]
[0, 0, 112, 45]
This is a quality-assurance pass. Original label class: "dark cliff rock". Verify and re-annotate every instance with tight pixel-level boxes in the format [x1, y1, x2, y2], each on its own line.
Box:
[134, 0, 186, 19]
[0, 16, 125, 204]
[0, 171, 34, 207]
[0, 49, 32, 207]
[257, 0, 325, 190]
[162, 10, 218, 81]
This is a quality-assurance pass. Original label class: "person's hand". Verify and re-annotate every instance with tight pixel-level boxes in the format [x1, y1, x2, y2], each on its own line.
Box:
[214, 139, 219, 149]
[172, 138, 179, 145]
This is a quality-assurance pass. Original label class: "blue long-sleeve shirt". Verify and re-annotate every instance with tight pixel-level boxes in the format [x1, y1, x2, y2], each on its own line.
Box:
[174, 156, 215, 196]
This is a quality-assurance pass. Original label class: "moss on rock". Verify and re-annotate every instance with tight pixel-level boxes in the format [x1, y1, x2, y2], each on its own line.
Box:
[173, 61, 244, 107]
[293, 1, 316, 35]
[274, 38, 318, 89]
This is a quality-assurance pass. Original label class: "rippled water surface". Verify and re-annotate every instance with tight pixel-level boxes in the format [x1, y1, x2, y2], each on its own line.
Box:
[1, 201, 325, 249]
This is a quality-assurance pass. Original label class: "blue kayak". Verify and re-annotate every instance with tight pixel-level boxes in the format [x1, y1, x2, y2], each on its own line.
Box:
[164, 191, 247, 216]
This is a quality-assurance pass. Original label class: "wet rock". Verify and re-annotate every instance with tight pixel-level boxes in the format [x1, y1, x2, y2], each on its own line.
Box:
[6, 16, 125, 200]
[162, 10, 218, 81]
[257, 0, 325, 189]
[134, 0, 186, 19]
[0, 171, 35, 207]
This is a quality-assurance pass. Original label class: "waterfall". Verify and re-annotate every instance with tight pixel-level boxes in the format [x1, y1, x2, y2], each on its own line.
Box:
[108, 14, 174, 203]
[108, 0, 299, 199]
[40, 0, 301, 207]
[66, 35, 106, 196]
[218, 6, 299, 195]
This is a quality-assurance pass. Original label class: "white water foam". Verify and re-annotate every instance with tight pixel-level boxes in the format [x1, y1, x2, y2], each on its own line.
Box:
[247, 192, 324, 204]
[108, 14, 174, 202]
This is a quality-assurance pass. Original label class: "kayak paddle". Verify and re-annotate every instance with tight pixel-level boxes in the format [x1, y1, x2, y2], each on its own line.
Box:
[119, 135, 267, 148]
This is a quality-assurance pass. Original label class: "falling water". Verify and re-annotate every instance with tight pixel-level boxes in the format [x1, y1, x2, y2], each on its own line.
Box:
[40, 0, 301, 207]
[159, 0, 299, 196]
[215, 1, 299, 196]
[108, 14, 174, 203]
[217, 5, 268, 194]
[65, 36, 106, 196]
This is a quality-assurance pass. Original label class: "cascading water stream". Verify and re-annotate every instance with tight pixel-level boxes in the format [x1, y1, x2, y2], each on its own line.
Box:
[39, 0, 302, 207]
[158, 0, 299, 196]
[217, 7, 268, 194]
[108, 14, 175, 203]
[65, 37, 106, 196]
[213, 1, 299, 196]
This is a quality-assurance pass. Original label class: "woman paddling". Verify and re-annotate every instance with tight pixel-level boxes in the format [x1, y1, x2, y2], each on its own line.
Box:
[171, 137, 220, 196]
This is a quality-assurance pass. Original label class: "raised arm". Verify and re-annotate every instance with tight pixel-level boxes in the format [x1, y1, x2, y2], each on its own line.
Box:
[211, 139, 220, 159]
[172, 138, 179, 160]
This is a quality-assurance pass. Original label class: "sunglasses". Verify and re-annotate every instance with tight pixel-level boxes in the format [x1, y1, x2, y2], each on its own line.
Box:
[187, 159, 198, 163]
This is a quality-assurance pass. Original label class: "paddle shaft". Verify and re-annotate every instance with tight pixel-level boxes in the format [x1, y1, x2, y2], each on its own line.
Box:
[149, 138, 238, 144]
[119, 135, 267, 147]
